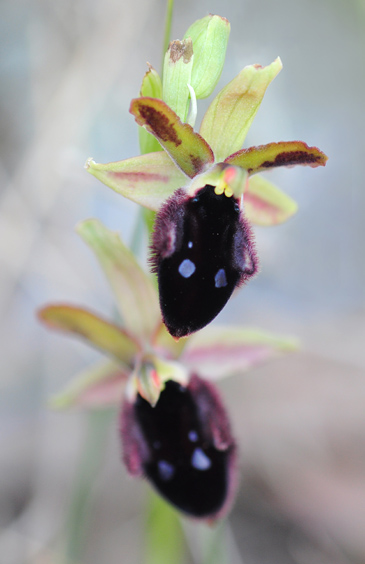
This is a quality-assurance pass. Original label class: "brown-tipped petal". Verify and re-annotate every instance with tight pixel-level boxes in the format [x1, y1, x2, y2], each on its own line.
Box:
[38, 304, 140, 364]
[86, 153, 187, 211]
[225, 141, 328, 174]
[244, 174, 298, 226]
[130, 97, 214, 178]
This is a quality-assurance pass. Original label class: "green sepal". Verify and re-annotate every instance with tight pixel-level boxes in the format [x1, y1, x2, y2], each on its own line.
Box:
[184, 14, 230, 99]
[200, 58, 283, 162]
[48, 360, 127, 409]
[182, 326, 298, 380]
[245, 174, 298, 226]
[38, 304, 140, 364]
[77, 219, 160, 341]
[85, 152, 186, 211]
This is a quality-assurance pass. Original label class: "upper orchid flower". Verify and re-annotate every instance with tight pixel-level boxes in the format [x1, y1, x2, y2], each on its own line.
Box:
[85, 14, 327, 338]
[38, 218, 296, 520]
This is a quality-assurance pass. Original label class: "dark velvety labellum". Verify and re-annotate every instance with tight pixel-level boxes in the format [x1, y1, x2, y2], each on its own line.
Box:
[132, 379, 233, 518]
[151, 185, 258, 338]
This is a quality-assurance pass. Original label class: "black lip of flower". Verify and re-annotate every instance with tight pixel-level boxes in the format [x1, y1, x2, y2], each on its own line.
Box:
[150, 184, 259, 338]
[120, 373, 238, 520]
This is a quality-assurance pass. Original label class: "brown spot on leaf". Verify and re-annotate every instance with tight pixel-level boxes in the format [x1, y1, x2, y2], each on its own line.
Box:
[169, 38, 193, 64]
[261, 151, 323, 169]
[190, 155, 204, 175]
[225, 142, 327, 174]
[138, 104, 182, 147]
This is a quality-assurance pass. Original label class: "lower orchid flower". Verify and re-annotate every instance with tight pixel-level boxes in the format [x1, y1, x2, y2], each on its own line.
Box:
[122, 375, 237, 520]
[38, 218, 297, 520]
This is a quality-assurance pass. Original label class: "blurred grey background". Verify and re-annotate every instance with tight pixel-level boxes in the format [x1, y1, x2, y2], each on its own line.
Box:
[1, 0, 365, 562]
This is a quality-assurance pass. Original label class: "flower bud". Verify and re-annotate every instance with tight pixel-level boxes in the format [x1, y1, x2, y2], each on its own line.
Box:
[150, 184, 258, 338]
[139, 65, 163, 154]
[183, 14, 230, 99]
[163, 38, 194, 122]
[121, 374, 237, 520]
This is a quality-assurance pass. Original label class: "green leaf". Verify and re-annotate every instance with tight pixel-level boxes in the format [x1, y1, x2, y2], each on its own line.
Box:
[77, 219, 161, 341]
[140, 64, 163, 98]
[225, 141, 328, 173]
[184, 14, 230, 99]
[182, 326, 298, 380]
[139, 65, 163, 154]
[245, 174, 298, 226]
[163, 38, 193, 122]
[130, 97, 214, 178]
[85, 152, 186, 211]
[38, 304, 139, 364]
[199, 58, 283, 162]
[49, 360, 127, 409]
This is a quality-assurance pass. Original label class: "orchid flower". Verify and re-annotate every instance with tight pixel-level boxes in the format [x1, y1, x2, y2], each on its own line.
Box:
[38, 218, 297, 519]
[85, 15, 327, 337]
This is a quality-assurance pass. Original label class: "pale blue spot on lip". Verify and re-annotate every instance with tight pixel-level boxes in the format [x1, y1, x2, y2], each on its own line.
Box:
[215, 268, 227, 288]
[191, 448, 211, 471]
[188, 430, 198, 442]
[158, 460, 175, 481]
[188, 241, 193, 248]
[179, 259, 196, 278]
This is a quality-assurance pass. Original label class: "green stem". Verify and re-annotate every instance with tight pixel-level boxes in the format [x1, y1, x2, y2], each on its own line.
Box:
[130, 207, 147, 256]
[63, 409, 114, 564]
[137, 0, 174, 245]
[202, 520, 229, 564]
[144, 490, 184, 564]
[141, 3, 186, 562]
[161, 0, 174, 69]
